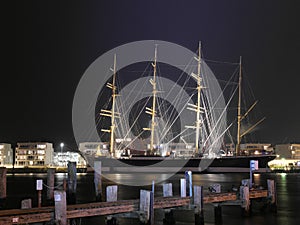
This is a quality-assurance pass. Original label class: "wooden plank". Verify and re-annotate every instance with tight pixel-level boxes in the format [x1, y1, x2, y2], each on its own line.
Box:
[249, 190, 268, 198]
[0, 212, 52, 225]
[203, 193, 237, 203]
[153, 197, 190, 209]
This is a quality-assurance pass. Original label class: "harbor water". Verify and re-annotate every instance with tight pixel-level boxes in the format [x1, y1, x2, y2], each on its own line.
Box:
[4, 172, 300, 225]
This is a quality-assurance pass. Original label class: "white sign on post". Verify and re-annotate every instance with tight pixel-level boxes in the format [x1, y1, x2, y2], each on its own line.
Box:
[250, 160, 258, 171]
[36, 179, 43, 191]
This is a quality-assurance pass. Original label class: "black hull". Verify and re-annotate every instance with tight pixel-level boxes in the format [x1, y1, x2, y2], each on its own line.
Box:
[87, 154, 276, 173]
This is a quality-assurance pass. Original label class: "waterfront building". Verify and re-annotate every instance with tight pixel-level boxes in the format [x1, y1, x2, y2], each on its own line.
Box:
[79, 142, 110, 156]
[53, 151, 87, 167]
[274, 143, 300, 159]
[225, 143, 273, 156]
[0, 143, 13, 166]
[15, 142, 54, 167]
[268, 143, 300, 170]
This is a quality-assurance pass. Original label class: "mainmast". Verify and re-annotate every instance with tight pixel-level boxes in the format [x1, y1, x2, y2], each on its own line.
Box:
[186, 42, 204, 155]
[100, 54, 119, 157]
[236, 56, 242, 155]
[144, 46, 158, 154]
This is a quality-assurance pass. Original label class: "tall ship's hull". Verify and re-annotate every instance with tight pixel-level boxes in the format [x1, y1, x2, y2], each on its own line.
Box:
[86, 154, 276, 173]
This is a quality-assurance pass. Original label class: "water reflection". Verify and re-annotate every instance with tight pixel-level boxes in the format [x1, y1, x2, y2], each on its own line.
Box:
[5, 172, 300, 225]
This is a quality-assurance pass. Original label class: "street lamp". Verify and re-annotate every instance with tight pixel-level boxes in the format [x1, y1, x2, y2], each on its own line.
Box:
[60, 143, 64, 153]
[60, 143, 64, 167]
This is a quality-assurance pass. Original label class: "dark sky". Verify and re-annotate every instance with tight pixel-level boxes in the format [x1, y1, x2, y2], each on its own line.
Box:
[9, 0, 300, 149]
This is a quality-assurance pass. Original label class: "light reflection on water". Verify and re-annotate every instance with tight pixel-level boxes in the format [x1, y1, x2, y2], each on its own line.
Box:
[5, 172, 300, 225]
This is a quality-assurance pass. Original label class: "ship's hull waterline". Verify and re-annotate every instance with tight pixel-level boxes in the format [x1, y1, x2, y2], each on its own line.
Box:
[85, 154, 276, 173]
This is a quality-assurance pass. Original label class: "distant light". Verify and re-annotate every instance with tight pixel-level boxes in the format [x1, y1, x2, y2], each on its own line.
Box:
[37, 144, 46, 149]
[0, 145, 3, 150]
[60, 143, 64, 148]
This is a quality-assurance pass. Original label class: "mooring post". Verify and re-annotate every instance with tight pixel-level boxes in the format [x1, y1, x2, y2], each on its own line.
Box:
[162, 183, 175, 225]
[105, 185, 118, 225]
[214, 204, 222, 225]
[63, 179, 67, 192]
[0, 167, 7, 209]
[163, 183, 173, 197]
[267, 179, 277, 213]
[194, 185, 204, 225]
[54, 190, 67, 225]
[21, 199, 32, 209]
[47, 168, 55, 203]
[185, 171, 193, 197]
[139, 190, 154, 225]
[240, 185, 250, 216]
[67, 161, 77, 204]
[94, 161, 102, 201]
[36, 179, 43, 208]
[106, 185, 118, 202]
[180, 178, 186, 197]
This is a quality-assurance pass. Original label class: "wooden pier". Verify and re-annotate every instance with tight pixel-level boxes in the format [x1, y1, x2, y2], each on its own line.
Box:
[0, 166, 277, 225]
[0, 187, 275, 225]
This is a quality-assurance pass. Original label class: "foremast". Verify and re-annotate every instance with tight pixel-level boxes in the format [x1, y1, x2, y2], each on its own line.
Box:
[144, 46, 158, 154]
[186, 42, 204, 155]
[100, 54, 119, 157]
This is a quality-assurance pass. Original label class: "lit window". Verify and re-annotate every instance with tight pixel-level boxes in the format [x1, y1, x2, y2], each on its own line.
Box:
[37, 144, 46, 149]
[0, 145, 3, 150]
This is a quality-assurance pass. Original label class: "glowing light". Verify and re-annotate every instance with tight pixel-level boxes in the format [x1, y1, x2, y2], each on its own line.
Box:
[0, 145, 3, 150]
[37, 144, 46, 149]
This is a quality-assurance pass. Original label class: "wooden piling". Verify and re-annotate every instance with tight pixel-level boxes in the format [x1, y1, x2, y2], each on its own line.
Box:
[47, 168, 55, 202]
[139, 190, 154, 225]
[163, 209, 175, 225]
[63, 179, 67, 192]
[54, 190, 67, 225]
[163, 183, 174, 225]
[36, 179, 43, 208]
[185, 171, 192, 197]
[163, 183, 173, 197]
[94, 161, 102, 201]
[214, 204, 222, 225]
[240, 185, 250, 216]
[0, 167, 7, 209]
[194, 186, 204, 225]
[67, 161, 77, 204]
[267, 179, 277, 213]
[106, 185, 118, 202]
[21, 199, 32, 209]
[180, 178, 186, 197]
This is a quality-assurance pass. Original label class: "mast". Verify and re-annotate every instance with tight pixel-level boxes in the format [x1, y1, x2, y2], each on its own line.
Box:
[186, 41, 203, 155]
[144, 46, 158, 154]
[150, 46, 158, 153]
[195, 42, 202, 153]
[236, 56, 242, 156]
[235, 57, 266, 156]
[100, 54, 118, 157]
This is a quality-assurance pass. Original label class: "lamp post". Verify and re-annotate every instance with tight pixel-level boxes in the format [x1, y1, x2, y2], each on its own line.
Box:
[60, 143, 64, 167]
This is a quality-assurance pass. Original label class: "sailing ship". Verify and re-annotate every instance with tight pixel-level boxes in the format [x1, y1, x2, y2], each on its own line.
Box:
[80, 42, 276, 173]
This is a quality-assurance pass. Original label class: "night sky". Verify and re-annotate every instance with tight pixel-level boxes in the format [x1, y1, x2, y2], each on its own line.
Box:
[9, 1, 300, 150]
